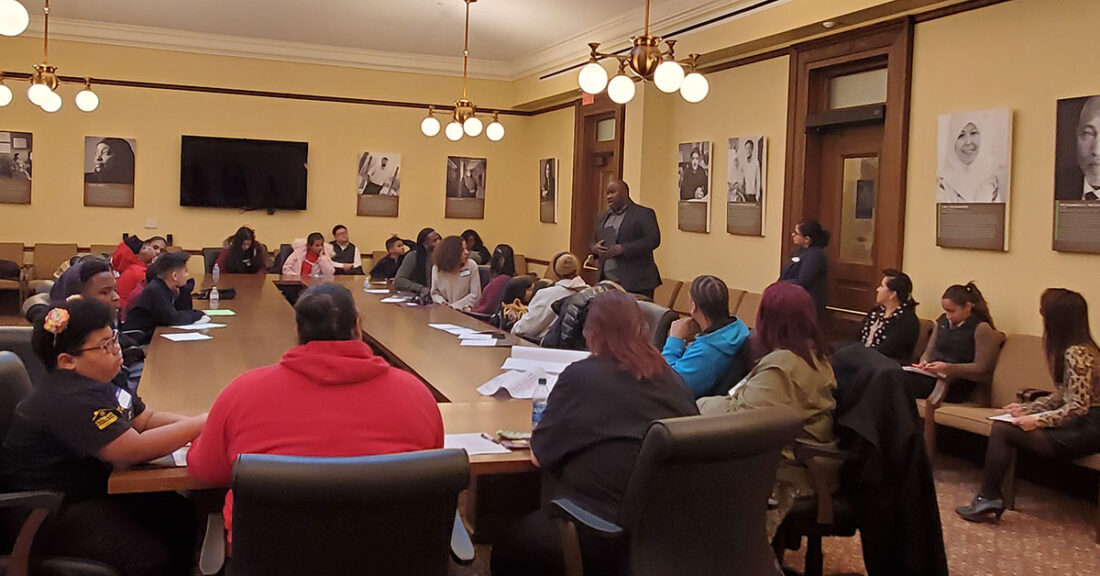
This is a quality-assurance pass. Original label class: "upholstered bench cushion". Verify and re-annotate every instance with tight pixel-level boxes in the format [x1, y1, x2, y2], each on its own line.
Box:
[933, 404, 993, 436]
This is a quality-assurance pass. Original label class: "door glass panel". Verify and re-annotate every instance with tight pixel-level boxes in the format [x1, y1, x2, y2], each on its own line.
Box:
[829, 68, 887, 109]
[839, 156, 878, 265]
[596, 118, 616, 142]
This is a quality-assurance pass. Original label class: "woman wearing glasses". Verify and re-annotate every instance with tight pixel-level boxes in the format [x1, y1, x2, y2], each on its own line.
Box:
[1, 298, 207, 576]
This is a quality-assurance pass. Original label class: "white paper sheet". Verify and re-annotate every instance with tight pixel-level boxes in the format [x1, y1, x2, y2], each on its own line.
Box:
[461, 340, 509, 347]
[429, 324, 461, 331]
[501, 357, 570, 374]
[458, 332, 496, 340]
[203, 309, 236, 316]
[902, 365, 946, 379]
[477, 369, 556, 398]
[364, 289, 390, 294]
[171, 323, 227, 330]
[444, 433, 511, 455]
[172, 446, 189, 467]
[510, 346, 591, 365]
[987, 413, 1016, 422]
[161, 333, 213, 342]
[381, 296, 409, 303]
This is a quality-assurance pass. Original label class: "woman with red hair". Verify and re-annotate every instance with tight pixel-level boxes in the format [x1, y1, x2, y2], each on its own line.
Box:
[698, 281, 837, 536]
[491, 290, 698, 576]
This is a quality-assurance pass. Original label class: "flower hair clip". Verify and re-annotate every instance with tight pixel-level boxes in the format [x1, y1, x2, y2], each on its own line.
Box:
[43, 308, 71, 336]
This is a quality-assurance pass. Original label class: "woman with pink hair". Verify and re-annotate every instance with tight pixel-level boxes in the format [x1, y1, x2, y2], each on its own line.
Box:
[697, 281, 837, 536]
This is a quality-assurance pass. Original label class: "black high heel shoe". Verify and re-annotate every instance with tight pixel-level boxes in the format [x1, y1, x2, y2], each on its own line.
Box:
[955, 495, 1005, 523]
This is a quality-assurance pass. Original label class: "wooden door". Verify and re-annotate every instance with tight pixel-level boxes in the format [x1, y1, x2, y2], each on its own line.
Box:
[570, 97, 625, 284]
[817, 123, 884, 311]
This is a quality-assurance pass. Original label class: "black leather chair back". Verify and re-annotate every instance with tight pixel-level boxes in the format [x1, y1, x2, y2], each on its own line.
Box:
[708, 329, 756, 396]
[202, 248, 222, 273]
[0, 351, 32, 444]
[0, 327, 47, 389]
[478, 266, 491, 289]
[618, 408, 801, 576]
[636, 300, 678, 349]
[269, 244, 293, 274]
[229, 449, 470, 576]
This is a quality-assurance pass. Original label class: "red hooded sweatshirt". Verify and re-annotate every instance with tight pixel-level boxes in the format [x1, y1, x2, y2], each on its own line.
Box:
[187, 339, 444, 544]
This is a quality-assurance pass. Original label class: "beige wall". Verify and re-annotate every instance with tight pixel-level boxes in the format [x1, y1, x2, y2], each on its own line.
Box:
[905, 0, 1100, 335]
[0, 36, 573, 265]
[633, 57, 790, 295]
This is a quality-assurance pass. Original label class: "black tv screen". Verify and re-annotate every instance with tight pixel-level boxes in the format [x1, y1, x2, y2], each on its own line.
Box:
[180, 136, 308, 211]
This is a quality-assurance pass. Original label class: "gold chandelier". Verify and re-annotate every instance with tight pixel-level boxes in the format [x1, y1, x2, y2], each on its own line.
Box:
[420, 0, 503, 141]
[576, 0, 709, 104]
[0, 0, 100, 112]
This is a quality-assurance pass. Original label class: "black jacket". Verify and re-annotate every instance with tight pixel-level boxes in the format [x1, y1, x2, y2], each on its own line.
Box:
[122, 278, 203, 344]
[859, 303, 920, 363]
[541, 283, 621, 350]
[831, 344, 949, 576]
[779, 246, 828, 313]
[594, 202, 661, 294]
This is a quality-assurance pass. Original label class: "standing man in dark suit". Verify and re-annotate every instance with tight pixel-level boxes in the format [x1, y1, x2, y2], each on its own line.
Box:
[591, 180, 662, 299]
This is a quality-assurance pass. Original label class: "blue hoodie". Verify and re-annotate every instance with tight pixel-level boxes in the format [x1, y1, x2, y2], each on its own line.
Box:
[662, 317, 750, 398]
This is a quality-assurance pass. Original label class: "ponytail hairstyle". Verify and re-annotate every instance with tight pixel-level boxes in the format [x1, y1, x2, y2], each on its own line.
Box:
[942, 282, 995, 330]
[1040, 288, 1097, 383]
[882, 268, 917, 307]
[489, 244, 516, 277]
[798, 219, 831, 248]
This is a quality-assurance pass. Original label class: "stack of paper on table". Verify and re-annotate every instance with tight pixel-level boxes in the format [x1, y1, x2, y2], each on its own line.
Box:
[478, 347, 591, 398]
[161, 333, 213, 342]
[444, 433, 511, 455]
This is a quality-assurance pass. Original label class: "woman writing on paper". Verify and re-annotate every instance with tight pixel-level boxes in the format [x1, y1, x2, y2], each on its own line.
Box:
[957, 289, 1100, 523]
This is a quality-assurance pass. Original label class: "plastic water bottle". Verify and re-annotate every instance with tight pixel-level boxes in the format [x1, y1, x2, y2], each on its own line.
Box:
[363, 276, 371, 292]
[211, 263, 220, 284]
[531, 377, 549, 429]
[209, 286, 219, 310]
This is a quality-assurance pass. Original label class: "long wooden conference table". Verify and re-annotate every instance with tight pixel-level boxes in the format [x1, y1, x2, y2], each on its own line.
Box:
[108, 273, 537, 494]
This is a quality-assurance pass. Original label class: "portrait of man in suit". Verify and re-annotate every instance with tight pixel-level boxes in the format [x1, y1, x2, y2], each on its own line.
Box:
[1055, 95, 1100, 201]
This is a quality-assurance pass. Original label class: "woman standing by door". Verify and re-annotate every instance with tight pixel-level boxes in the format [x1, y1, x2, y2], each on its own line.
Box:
[780, 219, 830, 316]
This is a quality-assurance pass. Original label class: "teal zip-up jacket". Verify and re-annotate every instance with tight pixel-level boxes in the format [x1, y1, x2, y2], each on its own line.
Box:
[662, 317, 750, 398]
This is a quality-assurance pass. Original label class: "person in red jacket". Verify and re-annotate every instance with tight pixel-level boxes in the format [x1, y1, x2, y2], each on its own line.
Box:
[112, 236, 166, 312]
[187, 282, 444, 546]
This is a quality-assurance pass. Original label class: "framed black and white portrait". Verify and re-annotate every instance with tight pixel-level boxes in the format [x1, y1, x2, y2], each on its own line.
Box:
[726, 136, 765, 236]
[1054, 95, 1100, 253]
[935, 108, 1012, 251]
[357, 151, 401, 217]
[677, 141, 711, 233]
[539, 157, 557, 223]
[0, 131, 32, 204]
[84, 136, 136, 208]
[446, 156, 486, 219]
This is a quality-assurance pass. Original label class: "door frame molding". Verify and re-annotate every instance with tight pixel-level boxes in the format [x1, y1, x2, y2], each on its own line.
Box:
[781, 19, 914, 274]
[569, 96, 626, 260]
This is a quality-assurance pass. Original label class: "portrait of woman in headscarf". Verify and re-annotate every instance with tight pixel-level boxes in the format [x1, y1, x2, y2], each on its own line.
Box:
[936, 109, 1011, 204]
[85, 137, 136, 185]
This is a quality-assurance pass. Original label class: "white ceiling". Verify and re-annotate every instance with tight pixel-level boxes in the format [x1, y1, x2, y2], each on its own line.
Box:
[22, 0, 778, 80]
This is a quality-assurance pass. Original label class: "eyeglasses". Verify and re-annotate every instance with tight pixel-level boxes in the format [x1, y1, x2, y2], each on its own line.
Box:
[78, 330, 120, 355]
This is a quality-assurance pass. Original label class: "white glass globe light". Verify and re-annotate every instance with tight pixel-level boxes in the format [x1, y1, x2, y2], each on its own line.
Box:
[41, 91, 62, 112]
[0, 84, 12, 107]
[0, 0, 30, 37]
[680, 72, 709, 103]
[606, 74, 636, 104]
[653, 60, 685, 93]
[577, 62, 609, 95]
[445, 121, 464, 141]
[75, 88, 100, 112]
[486, 120, 505, 142]
[27, 82, 52, 106]
[463, 116, 483, 137]
[420, 115, 441, 137]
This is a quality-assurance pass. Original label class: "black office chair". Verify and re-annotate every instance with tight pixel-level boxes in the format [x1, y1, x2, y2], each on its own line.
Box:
[269, 244, 293, 274]
[552, 407, 802, 576]
[635, 300, 677, 349]
[229, 449, 472, 576]
[478, 266, 491, 289]
[0, 326, 47, 389]
[0, 352, 122, 576]
[201, 248, 222, 274]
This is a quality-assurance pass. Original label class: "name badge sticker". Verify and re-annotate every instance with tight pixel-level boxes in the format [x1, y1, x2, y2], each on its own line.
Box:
[116, 388, 133, 410]
[460, 269, 472, 277]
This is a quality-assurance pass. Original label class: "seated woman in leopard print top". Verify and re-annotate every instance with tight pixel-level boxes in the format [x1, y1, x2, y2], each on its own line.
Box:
[956, 288, 1100, 523]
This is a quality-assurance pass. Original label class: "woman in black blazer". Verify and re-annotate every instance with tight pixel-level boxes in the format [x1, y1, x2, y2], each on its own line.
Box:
[860, 269, 921, 362]
[779, 219, 830, 315]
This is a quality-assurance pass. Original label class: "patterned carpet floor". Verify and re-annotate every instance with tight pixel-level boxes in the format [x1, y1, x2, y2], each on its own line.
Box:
[457, 452, 1099, 576]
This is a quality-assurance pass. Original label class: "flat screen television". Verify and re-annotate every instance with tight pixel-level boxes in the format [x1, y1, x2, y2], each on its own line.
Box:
[180, 136, 308, 211]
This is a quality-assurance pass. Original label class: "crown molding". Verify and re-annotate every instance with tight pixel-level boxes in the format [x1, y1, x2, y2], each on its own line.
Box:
[510, 0, 783, 80]
[21, 16, 514, 81]
[17, 1, 785, 83]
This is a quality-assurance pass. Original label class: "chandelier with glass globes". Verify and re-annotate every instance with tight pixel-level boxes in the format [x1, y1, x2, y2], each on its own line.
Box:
[0, 0, 101, 112]
[419, 0, 504, 142]
[576, 0, 709, 105]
